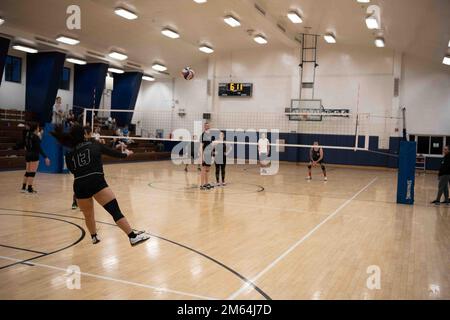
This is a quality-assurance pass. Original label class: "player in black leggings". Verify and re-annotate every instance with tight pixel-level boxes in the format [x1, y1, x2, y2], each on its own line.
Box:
[51, 125, 150, 246]
[307, 141, 327, 181]
[213, 131, 232, 186]
[21, 123, 51, 193]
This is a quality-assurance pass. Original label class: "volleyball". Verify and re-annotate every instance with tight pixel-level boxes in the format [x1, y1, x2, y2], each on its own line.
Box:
[181, 67, 195, 80]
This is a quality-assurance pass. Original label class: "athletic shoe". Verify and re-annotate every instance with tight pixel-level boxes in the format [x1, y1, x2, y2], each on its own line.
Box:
[92, 236, 101, 245]
[21, 189, 27, 193]
[27, 189, 37, 194]
[72, 202, 78, 210]
[324, 177, 328, 182]
[442, 201, 450, 206]
[206, 184, 214, 190]
[222, 182, 227, 187]
[200, 185, 206, 190]
[431, 200, 440, 206]
[130, 232, 151, 247]
[306, 176, 312, 181]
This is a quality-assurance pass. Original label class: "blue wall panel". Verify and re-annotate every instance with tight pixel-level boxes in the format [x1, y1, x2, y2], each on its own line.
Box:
[73, 63, 108, 116]
[0, 37, 11, 86]
[111, 72, 143, 127]
[25, 52, 66, 124]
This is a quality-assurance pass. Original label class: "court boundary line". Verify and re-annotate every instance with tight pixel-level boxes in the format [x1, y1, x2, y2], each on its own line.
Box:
[0, 244, 48, 255]
[0, 255, 219, 300]
[0, 209, 272, 300]
[227, 177, 378, 300]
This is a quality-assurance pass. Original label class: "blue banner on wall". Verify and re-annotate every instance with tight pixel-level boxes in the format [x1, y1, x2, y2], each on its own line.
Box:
[26, 52, 66, 124]
[111, 72, 143, 127]
[0, 37, 11, 86]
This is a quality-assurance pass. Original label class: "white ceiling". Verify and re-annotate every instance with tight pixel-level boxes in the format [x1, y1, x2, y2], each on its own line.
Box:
[0, 0, 449, 76]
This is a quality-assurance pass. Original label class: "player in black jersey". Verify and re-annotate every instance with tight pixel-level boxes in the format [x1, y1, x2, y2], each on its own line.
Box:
[307, 141, 327, 181]
[200, 123, 214, 190]
[213, 131, 232, 186]
[21, 123, 51, 193]
[51, 125, 150, 246]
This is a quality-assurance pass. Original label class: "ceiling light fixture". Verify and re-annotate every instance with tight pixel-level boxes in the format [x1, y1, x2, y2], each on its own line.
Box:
[161, 28, 180, 39]
[142, 75, 155, 81]
[66, 57, 87, 65]
[193, 0, 207, 3]
[12, 44, 38, 54]
[365, 14, 379, 29]
[254, 35, 268, 45]
[224, 15, 240, 27]
[324, 33, 336, 43]
[114, 7, 138, 20]
[152, 63, 167, 72]
[0, 17, 5, 26]
[109, 51, 128, 61]
[199, 45, 214, 54]
[287, 11, 302, 24]
[443, 55, 450, 66]
[375, 37, 385, 47]
[56, 35, 80, 45]
[108, 67, 125, 74]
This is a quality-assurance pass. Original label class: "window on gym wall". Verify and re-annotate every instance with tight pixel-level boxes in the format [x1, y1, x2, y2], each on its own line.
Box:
[4, 55, 22, 83]
[417, 136, 430, 154]
[60, 67, 71, 90]
[430, 137, 444, 155]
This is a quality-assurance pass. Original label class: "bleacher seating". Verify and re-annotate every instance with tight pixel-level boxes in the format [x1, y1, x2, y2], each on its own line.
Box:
[0, 108, 171, 171]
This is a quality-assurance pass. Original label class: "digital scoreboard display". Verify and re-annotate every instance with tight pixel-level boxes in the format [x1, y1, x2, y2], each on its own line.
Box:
[218, 83, 253, 97]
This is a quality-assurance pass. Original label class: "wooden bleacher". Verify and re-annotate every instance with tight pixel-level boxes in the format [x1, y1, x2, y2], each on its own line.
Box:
[0, 109, 171, 171]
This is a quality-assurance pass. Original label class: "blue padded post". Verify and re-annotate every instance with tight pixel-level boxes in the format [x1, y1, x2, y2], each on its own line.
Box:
[397, 141, 416, 205]
[38, 123, 63, 173]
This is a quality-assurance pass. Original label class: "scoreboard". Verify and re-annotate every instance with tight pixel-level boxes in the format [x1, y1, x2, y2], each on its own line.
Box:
[218, 83, 253, 97]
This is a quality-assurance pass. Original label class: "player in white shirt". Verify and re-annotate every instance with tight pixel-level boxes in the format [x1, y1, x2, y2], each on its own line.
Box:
[258, 133, 270, 174]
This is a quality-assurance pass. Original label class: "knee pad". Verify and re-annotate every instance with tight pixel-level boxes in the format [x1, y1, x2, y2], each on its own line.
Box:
[321, 165, 326, 171]
[308, 165, 312, 170]
[103, 199, 124, 222]
[26, 172, 36, 178]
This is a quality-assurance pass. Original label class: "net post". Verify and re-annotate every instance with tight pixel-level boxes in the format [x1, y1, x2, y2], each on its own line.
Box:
[397, 141, 416, 205]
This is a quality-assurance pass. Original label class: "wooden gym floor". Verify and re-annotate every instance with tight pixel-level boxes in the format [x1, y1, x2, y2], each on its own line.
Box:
[0, 161, 448, 300]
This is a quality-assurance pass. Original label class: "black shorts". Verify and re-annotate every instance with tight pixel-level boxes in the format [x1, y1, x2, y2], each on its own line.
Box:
[73, 174, 109, 199]
[25, 152, 40, 162]
[202, 161, 211, 167]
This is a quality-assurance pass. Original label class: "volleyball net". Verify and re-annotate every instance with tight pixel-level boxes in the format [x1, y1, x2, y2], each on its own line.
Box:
[85, 108, 382, 149]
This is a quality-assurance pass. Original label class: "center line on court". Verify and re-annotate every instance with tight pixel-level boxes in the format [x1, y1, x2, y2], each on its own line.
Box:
[227, 177, 378, 300]
[0, 255, 218, 300]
